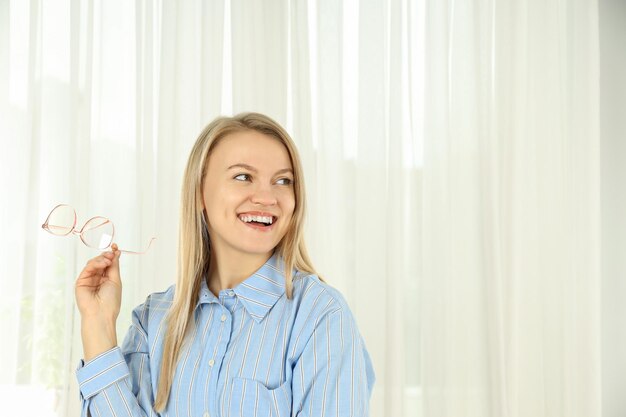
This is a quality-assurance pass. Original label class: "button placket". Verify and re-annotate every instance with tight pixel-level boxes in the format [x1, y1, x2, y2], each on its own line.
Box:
[209, 307, 231, 417]
[202, 302, 225, 417]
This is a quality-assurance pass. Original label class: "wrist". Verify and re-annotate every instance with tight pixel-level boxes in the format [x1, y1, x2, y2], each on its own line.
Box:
[81, 317, 118, 361]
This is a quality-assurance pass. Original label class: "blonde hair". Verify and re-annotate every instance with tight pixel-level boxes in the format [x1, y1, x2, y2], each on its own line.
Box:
[154, 112, 319, 411]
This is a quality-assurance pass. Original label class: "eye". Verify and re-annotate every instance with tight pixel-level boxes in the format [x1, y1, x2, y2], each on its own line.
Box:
[234, 173, 251, 181]
[276, 178, 293, 186]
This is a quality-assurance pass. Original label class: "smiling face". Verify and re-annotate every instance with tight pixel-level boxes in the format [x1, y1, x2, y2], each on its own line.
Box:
[202, 129, 296, 262]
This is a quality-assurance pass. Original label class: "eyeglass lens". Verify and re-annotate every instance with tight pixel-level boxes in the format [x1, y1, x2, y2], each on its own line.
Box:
[45, 205, 76, 236]
[81, 217, 114, 249]
[47, 205, 114, 250]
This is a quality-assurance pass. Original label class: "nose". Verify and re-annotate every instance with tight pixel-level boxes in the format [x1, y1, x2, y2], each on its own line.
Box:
[250, 185, 278, 206]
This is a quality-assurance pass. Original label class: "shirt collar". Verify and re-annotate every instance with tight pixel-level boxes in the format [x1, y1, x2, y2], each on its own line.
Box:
[197, 252, 287, 323]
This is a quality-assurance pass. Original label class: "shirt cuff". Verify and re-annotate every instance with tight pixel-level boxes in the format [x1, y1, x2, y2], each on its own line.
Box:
[76, 347, 130, 399]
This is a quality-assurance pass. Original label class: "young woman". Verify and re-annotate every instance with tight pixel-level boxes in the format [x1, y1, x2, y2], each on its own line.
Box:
[75, 113, 375, 417]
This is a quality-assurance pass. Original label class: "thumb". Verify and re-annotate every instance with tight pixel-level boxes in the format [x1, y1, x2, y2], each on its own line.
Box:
[107, 244, 122, 283]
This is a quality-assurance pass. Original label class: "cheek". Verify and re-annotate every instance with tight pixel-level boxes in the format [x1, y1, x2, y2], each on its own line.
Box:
[204, 190, 230, 223]
[283, 193, 296, 219]
[218, 189, 249, 221]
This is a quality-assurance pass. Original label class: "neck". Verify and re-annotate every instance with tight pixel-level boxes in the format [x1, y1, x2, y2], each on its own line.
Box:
[208, 248, 273, 296]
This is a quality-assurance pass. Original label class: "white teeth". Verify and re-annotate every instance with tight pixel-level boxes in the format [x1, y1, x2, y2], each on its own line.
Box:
[239, 214, 273, 225]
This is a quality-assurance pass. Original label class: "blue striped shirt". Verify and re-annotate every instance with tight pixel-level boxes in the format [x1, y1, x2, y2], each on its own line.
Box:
[76, 253, 375, 417]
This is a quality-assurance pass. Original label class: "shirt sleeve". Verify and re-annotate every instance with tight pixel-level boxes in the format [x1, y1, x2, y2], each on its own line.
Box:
[76, 302, 157, 417]
[291, 307, 376, 417]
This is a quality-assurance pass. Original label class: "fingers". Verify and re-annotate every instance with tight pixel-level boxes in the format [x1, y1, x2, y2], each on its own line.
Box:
[101, 244, 121, 262]
[79, 252, 114, 277]
[77, 243, 122, 281]
[98, 244, 121, 263]
[106, 243, 122, 284]
[78, 258, 110, 278]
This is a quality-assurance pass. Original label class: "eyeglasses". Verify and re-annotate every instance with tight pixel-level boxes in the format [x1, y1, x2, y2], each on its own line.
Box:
[41, 204, 156, 254]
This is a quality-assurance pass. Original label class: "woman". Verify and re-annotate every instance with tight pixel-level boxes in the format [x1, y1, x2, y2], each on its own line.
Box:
[75, 113, 375, 417]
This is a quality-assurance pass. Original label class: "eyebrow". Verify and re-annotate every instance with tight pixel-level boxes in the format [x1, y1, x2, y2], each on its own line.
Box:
[227, 163, 293, 175]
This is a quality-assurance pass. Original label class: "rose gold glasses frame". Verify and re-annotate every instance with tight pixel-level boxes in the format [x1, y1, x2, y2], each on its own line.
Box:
[41, 204, 156, 254]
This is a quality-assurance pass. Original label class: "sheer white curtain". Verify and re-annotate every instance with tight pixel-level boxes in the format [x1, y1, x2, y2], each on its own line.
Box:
[421, 1, 601, 417]
[0, 0, 605, 416]
[0, 0, 417, 416]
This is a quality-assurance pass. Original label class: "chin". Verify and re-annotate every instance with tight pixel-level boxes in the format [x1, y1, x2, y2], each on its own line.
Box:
[238, 245, 277, 256]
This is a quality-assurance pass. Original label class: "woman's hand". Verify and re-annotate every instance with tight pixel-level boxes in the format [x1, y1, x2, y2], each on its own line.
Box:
[75, 243, 122, 361]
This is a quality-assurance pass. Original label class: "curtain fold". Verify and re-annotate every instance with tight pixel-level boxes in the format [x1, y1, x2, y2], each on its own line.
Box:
[1, 1, 416, 415]
[421, 1, 601, 416]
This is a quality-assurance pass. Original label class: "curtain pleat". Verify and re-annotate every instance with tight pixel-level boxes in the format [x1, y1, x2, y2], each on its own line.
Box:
[421, 1, 601, 416]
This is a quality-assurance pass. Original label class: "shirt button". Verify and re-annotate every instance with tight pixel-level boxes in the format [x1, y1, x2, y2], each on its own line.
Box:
[203, 412, 210, 417]
[208, 359, 215, 367]
[220, 314, 227, 322]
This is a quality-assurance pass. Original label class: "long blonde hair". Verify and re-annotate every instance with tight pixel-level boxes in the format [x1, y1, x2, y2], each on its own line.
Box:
[154, 112, 319, 411]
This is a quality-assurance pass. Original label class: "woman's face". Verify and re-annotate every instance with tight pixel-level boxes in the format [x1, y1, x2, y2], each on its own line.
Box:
[202, 130, 296, 261]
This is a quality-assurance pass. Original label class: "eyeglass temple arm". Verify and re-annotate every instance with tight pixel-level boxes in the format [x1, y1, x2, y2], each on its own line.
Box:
[118, 237, 157, 255]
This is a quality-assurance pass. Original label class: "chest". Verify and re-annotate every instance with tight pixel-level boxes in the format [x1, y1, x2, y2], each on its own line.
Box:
[157, 303, 295, 417]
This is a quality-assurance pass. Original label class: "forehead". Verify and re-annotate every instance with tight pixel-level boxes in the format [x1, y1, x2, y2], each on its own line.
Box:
[208, 130, 293, 171]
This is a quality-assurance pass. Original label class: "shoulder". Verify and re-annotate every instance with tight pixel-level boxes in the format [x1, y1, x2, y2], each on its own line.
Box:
[145, 284, 176, 309]
[292, 272, 351, 306]
[290, 272, 357, 327]
[130, 284, 176, 331]
[286, 273, 371, 367]
[121, 285, 175, 352]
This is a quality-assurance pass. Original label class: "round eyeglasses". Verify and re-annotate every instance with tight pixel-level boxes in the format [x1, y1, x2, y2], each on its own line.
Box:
[41, 204, 155, 254]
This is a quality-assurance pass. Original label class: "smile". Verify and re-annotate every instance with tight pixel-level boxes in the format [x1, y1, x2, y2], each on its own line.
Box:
[238, 212, 278, 230]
